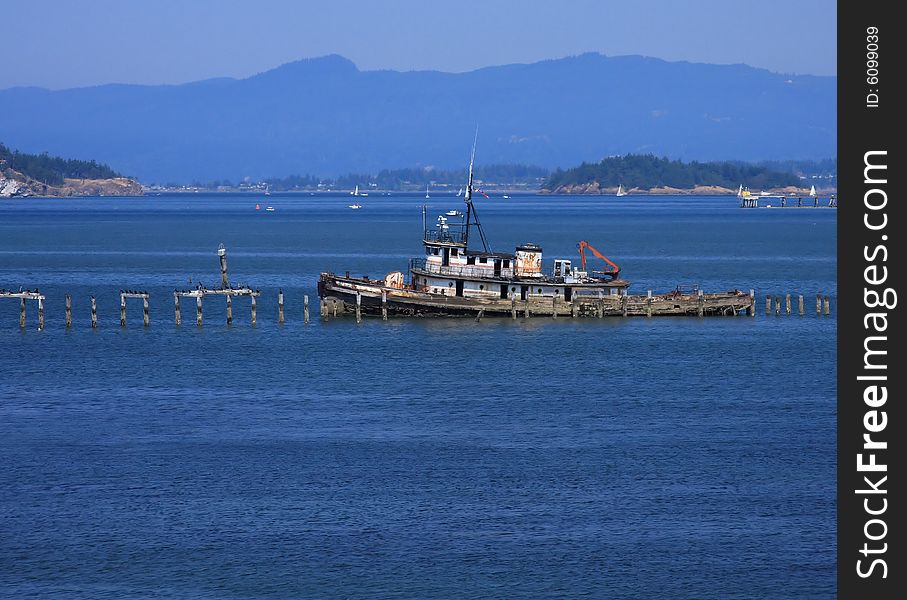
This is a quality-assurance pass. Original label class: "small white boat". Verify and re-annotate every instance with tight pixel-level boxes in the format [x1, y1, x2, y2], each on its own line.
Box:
[502, 194, 510, 199]
[425, 184, 430, 199]
[616, 184, 627, 197]
[348, 203, 362, 209]
[445, 210, 463, 217]
[456, 187, 463, 197]
[265, 206, 275, 212]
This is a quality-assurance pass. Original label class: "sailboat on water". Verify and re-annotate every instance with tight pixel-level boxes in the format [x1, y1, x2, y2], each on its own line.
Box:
[809, 185, 817, 197]
[616, 184, 627, 197]
[425, 184, 431, 199]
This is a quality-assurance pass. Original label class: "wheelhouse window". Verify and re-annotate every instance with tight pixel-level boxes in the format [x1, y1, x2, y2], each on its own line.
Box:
[467, 256, 476, 265]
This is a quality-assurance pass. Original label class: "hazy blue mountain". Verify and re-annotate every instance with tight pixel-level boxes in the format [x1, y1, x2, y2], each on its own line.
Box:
[0, 53, 835, 183]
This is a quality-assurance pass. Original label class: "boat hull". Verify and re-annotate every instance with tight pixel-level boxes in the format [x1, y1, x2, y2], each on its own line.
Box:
[318, 273, 753, 318]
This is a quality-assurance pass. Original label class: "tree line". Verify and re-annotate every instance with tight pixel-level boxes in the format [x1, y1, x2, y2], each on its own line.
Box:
[543, 154, 807, 191]
[1, 143, 122, 186]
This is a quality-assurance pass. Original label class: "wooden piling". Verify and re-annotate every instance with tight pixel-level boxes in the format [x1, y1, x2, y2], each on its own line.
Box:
[278, 289, 285, 324]
[785, 294, 791, 316]
[355, 291, 362, 323]
[552, 295, 558, 319]
[143, 296, 150, 327]
[510, 293, 517, 320]
[251, 295, 257, 326]
[646, 290, 653, 317]
[824, 295, 830, 316]
[798, 295, 804, 316]
[475, 309, 484, 322]
[697, 289, 704, 317]
[65, 295, 72, 328]
[226, 294, 233, 325]
[571, 298, 578, 318]
[622, 293, 629, 317]
[196, 295, 203, 327]
[37, 296, 45, 331]
[774, 296, 781, 316]
[747, 289, 755, 317]
[91, 296, 97, 328]
[765, 295, 771, 316]
[218, 244, 229, 288]
[524, 300, 530, 319]
[816, 293, 822, 316]
[120, 293, 127, 327]
[381, 290, 388, 321]
[174, 292, 181, 326]
[597, 290, 604, 319]
[304, 294, 310, 324]
[19, 298, 26, 328]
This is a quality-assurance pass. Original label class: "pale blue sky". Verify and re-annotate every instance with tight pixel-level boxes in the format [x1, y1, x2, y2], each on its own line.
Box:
[5, 0, 836, 89]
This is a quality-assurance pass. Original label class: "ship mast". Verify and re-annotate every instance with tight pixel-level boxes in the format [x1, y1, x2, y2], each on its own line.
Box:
[463, 129, 490, 253]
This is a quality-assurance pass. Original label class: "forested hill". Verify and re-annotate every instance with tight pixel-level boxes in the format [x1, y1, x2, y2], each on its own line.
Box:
[543, 155, 803, 193]
[1, 142, 141, 197]
[1, 142, 121, 185]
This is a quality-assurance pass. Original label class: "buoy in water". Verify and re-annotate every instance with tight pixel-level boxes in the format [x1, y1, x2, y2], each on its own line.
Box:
[255, 203, 260, 210]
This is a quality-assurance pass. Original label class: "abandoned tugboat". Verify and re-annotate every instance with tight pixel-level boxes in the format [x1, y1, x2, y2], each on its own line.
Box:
[318, 146, 754, 319]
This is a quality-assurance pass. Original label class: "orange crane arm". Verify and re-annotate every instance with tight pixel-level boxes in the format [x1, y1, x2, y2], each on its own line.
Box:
[578, 240, 621, 277]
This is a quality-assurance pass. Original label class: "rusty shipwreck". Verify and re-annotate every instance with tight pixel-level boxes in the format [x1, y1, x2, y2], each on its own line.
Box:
[318, 145, 754, 319]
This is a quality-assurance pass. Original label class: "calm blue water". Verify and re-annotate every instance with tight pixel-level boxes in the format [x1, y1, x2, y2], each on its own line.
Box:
[1, 194, 836, 598]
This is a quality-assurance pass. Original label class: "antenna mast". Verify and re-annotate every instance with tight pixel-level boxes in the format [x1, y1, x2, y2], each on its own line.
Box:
[463, 128, 490, 253]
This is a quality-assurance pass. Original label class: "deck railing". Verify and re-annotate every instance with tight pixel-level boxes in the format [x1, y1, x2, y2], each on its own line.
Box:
[410, 258, 513, 280]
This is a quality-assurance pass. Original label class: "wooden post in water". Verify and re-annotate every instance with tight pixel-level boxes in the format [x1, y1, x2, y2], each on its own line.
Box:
[355, 291, 362, 323]
[697, 289, 704, 317]
[120, 293, 127, 327]
[278, 289, 285, 324]
[571, 297, 578, 318]
[143, 295, 150, 327]
[225, 294, 232, 325]
[622, 293, 629, 317]
[552, 295, 558, 319]
[19, 298, 26, 328]
[798, 295, 805, 316]
[824, 295, 830, 316]
[774, 296, 781, 316]
[597, 290, 604, 319]
[475, 308, 484, 322]
[816, 293, 822, 316]
[381, 290, 388, 321]
[524, 299, 530, 319]
[510, 292, 517, 320]
[747, 289, 755, 317]
[250, 294, 257, 326]
[785, 294, 791, 316]
[765, 295, 771, 316]
[91, 296, 97, 328]
[174, 292, 181, 326]
[646, 290, 653, 318]
[65, 295, 72, 328]
[196, 295, 203, 327]
[37, 296, 45, 331]
[304, 295, 310, 324]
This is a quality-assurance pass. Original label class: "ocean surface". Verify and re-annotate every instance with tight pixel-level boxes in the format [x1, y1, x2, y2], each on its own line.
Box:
[1, 194, 836, 598]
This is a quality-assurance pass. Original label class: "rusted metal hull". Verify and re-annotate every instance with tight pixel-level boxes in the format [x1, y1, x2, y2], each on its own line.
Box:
[318, 273, 753, 318]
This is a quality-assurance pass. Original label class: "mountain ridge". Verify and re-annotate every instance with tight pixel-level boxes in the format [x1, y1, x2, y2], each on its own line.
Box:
[0, 53, 836, 183]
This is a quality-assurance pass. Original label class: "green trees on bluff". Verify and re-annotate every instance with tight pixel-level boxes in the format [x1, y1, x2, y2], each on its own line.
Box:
[544, 154, 803, 191]
[1, 143, 122, 185]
